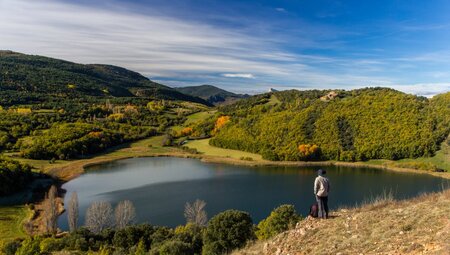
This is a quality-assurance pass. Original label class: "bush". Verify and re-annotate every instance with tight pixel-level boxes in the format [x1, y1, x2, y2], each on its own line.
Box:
[256, 204, 301, 240]
[174, 223, 204, 254]
[157, 240, 192, 255]
[202, 210, 254, 255]
[15, 237, 41, 255]
[1, 240, 22, 255]
[39, 237, 64, 253]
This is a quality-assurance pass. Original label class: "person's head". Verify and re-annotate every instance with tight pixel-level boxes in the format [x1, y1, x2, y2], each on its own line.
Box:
[317, 169, 326, 176]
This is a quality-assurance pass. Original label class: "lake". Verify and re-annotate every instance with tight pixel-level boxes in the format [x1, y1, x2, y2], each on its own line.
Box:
[57, 157, 445, 230]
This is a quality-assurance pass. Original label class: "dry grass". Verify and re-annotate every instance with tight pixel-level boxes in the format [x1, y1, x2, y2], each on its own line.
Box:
[236, 189, 450, 255]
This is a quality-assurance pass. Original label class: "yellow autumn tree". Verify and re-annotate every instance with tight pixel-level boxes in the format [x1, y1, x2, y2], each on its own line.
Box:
[213, 116, 230, 134]
[16, 108, 32, 114]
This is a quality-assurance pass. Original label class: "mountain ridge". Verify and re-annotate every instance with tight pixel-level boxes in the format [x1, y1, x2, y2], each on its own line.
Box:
[175, 84, 249, 105]
[0, 50, 211, 106]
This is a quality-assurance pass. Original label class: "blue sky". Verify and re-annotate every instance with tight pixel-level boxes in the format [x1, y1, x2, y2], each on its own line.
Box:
[1, 0, 450, 95]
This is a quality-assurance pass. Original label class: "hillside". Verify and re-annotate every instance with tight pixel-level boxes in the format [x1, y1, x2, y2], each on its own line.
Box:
[175, 85, 249, 105]
[236, 188, 450, 255]
[0, 51, 210, 106]
[208, 88, 450, 163]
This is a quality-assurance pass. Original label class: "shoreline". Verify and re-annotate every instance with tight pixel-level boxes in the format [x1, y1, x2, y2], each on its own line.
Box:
[46, 149, 450, 183]
[14, 145, 450, 236]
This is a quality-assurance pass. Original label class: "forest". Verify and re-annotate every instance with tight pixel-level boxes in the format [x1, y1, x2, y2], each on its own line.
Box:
[0, 157, 33, 196]
[209, 88, 450, 161]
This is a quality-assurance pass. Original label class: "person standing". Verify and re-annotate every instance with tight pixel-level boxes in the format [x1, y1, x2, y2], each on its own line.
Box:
[314, 169, 330, 219]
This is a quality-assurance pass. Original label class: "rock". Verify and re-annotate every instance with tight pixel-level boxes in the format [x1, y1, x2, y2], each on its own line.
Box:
[299, 228, 306, 236]
[399, 231, 404, 235]
[275, 248, 282, 255]
[351, 234, 358, 239]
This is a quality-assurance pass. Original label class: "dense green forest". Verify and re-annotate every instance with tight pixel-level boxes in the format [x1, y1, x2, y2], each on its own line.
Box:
[209, 88, 450, 161]
[0, 51, 210, 106]
[0, 99, 205, 159]
[0, 157, 33, 196]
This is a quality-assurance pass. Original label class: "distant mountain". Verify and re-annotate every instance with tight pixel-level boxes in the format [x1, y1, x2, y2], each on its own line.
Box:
[175, 85, 249, 105]
[0, 51, 210, 105]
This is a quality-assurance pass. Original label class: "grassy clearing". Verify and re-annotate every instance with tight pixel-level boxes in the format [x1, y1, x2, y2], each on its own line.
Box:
[184, 110, 216, 125]
[171, 110, 216, 133]
[0, 206, 31, 242]
[186, 139, 263, 160]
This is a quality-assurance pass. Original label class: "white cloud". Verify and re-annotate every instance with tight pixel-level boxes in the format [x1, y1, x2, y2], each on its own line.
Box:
[389, 83, 450, 97]
[222, 73, 255, 79]
[0, 0, 448, 96]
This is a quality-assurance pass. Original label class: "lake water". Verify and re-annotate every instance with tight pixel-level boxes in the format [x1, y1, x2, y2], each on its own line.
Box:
[57, 157, 445, 230]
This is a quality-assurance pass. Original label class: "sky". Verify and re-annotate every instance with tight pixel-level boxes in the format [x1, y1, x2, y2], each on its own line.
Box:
[1, 0, 450, 96]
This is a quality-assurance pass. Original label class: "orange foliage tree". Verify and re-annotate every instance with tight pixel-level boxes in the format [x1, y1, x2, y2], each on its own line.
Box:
[298, 144, 321, 160]
[180, 127, 193, 136]
[213, 116, 230, 134]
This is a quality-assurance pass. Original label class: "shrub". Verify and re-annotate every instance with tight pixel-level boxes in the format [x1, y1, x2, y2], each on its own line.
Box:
[157, 240, 192, 255]
[174, 223, 204, 254]
[15, 237, 41, 255]
[39, 237, 64, 253]
[202, 210, 254, 255]
[1, 240, 22, 255]
[256, 204, 301, 240]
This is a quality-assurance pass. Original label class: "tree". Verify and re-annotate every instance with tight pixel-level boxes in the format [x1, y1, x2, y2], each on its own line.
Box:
[256, 204, 301, 240]
[158, 240, 192, 255]
[115, 200, 136, 230]
[184, 199, 207, 226]
[85, 201, 113, 233]
[44, 185, 58, 234]
[202, 210, 254, 255]
[67, 192, 79, 232]
[213, 115, 230, 134]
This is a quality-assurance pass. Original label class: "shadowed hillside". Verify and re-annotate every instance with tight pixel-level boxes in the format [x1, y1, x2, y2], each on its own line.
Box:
[175, 85, 249, 105]
[0, 51, 210, 106]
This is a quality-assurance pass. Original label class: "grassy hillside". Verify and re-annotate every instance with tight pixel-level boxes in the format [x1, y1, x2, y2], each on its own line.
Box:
[210, 88, 450, 163]
[175, 85, 248, 105]
[0, 50, 209, 105]
[237, 188, 450, 255]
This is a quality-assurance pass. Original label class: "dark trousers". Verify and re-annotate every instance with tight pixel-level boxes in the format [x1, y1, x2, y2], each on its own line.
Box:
[316, 196, 329, 218]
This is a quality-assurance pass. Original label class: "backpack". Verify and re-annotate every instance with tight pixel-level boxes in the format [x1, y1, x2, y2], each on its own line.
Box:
[309, 203, 318, 218]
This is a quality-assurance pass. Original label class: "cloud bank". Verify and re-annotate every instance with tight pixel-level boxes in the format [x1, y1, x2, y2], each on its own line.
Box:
[0, 0, 448, 96]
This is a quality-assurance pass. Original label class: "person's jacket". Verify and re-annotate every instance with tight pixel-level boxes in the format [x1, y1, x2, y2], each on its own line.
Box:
[314, 175, 330, 197]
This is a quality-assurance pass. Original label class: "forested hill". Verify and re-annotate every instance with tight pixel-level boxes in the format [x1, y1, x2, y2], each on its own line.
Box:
[0, 51, 210, 106]
[210, 88, 450, 161]
[175, 85, 249, 105]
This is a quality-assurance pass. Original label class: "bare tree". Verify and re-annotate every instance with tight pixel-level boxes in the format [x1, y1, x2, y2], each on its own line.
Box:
[85, 201, 113, 233]
[67, 191, 79, 232]
[44, 185, 58, 234]
[115, 200, 136, 229]
[184, 199, 207, 226]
